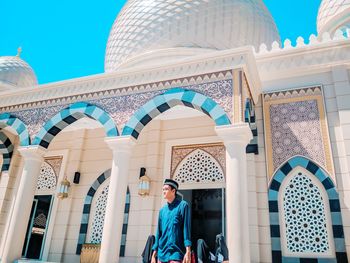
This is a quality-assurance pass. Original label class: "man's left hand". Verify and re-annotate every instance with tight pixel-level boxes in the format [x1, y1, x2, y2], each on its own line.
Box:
[183, 251, 191, 263]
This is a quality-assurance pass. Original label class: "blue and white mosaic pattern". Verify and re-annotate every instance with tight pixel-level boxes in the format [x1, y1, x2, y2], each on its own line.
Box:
[268, 156, 348, 263]
[32, 102, 119, 149]
[0, 132, 14, 172]
[76, 169, 130, 257]
[122, 88, 231, 139]
[0, 113, 29, 146]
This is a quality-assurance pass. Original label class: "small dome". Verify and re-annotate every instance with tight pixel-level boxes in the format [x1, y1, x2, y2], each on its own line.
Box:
[0, 55, 38, 89]
[317, 0, 350, 35]
[105, 0, 280, 71]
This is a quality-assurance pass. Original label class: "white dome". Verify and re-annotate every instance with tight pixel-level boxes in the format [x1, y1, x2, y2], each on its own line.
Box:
[105, 0, 280, 71]
[0, 56, 37, 88]
[317, 0, 350, 35]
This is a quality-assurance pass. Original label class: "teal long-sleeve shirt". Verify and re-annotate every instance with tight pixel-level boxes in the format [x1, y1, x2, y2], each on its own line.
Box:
[152, 198, 192, 262]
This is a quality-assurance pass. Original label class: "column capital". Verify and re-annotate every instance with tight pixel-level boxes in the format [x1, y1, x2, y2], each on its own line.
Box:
[104, 136, 136, 153]
[215, 123, 253, 146]
[17, 145, 46, 162]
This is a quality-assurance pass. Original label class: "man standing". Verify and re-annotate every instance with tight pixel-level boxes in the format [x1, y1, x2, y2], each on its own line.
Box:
[151, 179, 192, 263]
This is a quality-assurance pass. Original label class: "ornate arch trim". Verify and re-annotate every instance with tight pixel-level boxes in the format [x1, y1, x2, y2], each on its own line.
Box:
[122, 88, 231, 139]
[0, 132, 14, 172]
[33, 102, 119, 149]
[0, 113, 30, 146]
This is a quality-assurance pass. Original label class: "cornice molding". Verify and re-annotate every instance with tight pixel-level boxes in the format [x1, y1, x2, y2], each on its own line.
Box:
[0, 70, 234, 112]
[256, 36, 350, 82]
[0, 47, 261, 111]
[263, 86, 322, 101]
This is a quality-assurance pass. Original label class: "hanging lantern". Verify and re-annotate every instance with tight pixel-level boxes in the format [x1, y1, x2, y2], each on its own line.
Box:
[138, 167, 150, 196]
[57, 177, 70, 199]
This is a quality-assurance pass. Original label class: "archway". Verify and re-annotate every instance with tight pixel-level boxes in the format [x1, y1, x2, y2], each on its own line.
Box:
[268, 156, 347, 262]
[122, 88, 231, 139]
[32, 102, 119, 149]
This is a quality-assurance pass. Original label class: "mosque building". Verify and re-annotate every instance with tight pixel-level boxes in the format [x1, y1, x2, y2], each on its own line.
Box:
[0, 0, 350, 262]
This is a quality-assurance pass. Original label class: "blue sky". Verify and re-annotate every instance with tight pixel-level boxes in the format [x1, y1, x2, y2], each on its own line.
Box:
[1, 0, 321, 84]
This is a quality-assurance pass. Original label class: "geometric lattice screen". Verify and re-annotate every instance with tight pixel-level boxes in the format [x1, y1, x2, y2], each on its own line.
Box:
[174, 149, 224, 184]
[37, 161, 57, 191]
[281, 170, 332, 257]
[88, 184, 109, 243]
[85, 178, 130, 257]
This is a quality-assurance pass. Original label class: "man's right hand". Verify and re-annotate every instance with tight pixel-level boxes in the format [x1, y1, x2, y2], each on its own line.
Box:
[151, 251, 157, 263]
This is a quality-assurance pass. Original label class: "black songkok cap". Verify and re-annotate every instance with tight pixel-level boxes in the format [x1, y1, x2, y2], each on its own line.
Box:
[164, 179, 179, 190]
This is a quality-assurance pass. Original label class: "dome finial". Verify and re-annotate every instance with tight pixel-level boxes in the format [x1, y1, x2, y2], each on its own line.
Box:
[16, 47, 22, 57]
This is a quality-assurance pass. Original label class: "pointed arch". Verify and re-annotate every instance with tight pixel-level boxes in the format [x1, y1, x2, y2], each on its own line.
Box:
[173, 149, 225, 184]
[32, 102, 119, 149]
[0, 132, 14, 172]
[0, 113, 30, 146]
[122, 88, 231, 139]
[268, 156, 347, 262]
[76, 169, 130, 257]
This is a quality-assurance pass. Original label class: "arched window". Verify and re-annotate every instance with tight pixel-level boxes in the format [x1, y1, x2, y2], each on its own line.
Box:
[87, 180, 109, 243]
[36, 161, 57, 191]
[279, 167, 334, 258]
[78, 172, 131, 257]
[173, 149, 224, 184]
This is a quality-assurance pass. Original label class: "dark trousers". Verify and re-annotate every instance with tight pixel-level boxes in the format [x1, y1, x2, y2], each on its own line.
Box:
[197, 239, 213, 263]
[197, 235, 229, 263]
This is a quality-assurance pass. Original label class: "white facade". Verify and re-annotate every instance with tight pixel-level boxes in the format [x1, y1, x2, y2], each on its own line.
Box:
[0, 1, 350, 263]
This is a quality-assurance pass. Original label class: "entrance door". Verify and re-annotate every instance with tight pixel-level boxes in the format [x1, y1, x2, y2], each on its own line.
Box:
[22, 195, 53, 259]
[181, 188, 225, 252]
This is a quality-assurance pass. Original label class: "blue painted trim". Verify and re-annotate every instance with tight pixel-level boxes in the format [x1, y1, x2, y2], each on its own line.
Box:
[0, 132, 14, 172]
[0, 113, 30, 146]
[245, 98, 258, 154]
[32, 102, 119, 149]
[122, 88, 231, 139]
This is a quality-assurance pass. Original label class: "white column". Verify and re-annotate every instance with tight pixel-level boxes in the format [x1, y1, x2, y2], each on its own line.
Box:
[1, 146, 45, 263]
[99, 136, 135, 263]
[215, 123, 252, 263]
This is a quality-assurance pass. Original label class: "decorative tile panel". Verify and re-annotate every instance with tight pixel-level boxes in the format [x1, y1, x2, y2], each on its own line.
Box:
[11, 105, 66, 141]
[263, 87, 334, 181]
[45, 157, 63, 178]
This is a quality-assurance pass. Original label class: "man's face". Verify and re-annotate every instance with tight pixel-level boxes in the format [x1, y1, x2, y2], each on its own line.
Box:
[162, 184, 176, 200]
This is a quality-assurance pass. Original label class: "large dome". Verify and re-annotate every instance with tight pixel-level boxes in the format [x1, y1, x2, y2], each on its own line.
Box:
[0, 56, 37, 89]
[105, 0, 280, 71]
[317, 0, 350, 35]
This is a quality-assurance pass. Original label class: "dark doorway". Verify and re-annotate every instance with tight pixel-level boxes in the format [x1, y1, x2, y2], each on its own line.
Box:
[22, 195, 53, 259]
[181, 188, 225, 253]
